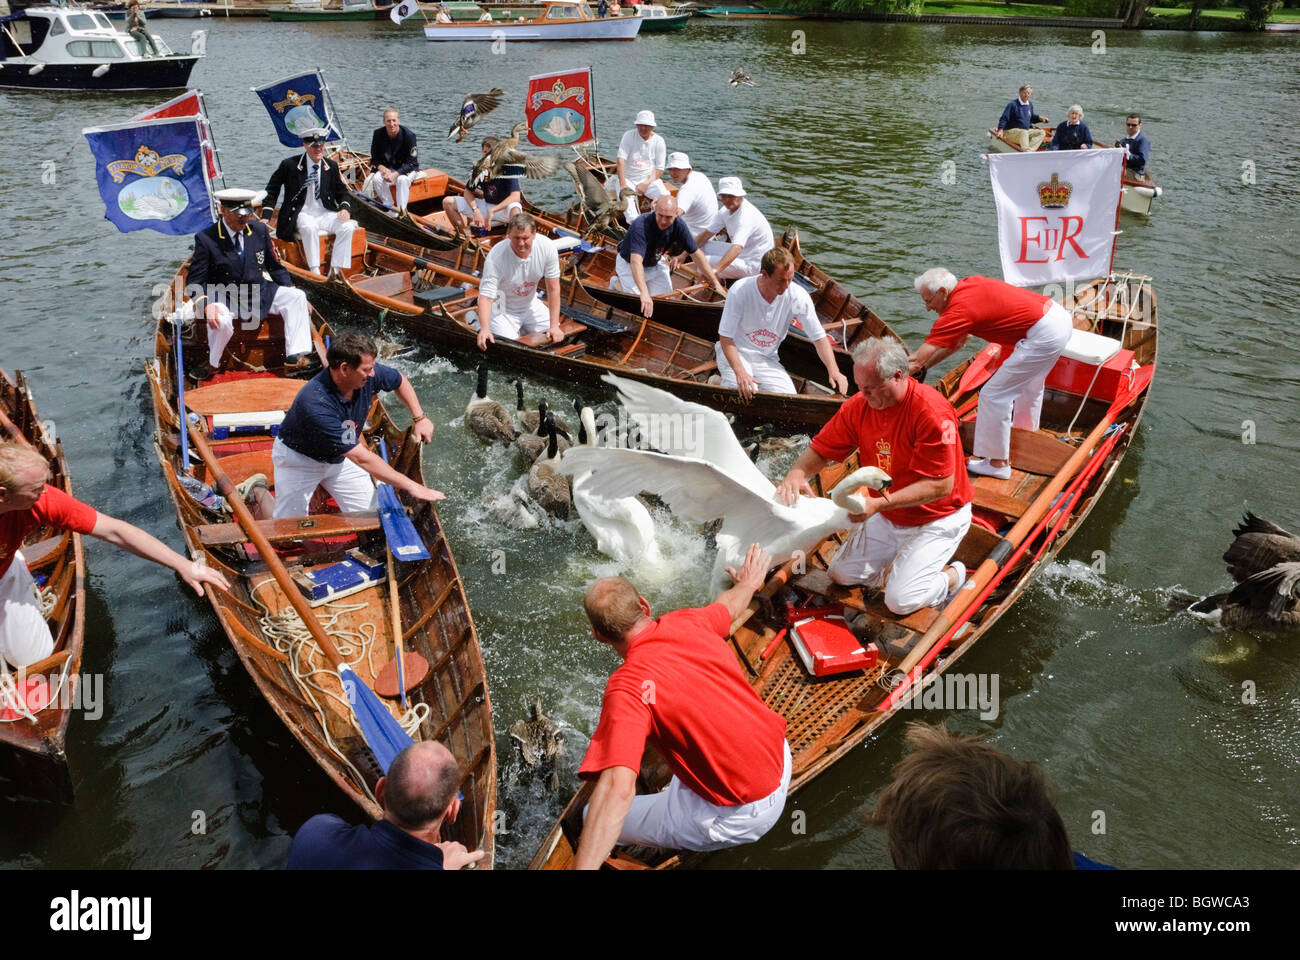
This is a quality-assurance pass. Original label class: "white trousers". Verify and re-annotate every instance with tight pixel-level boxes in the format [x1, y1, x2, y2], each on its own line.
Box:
[828, 502, 972, 615]
[296, 210, 357, 273]
[270, 438, 378, 519]
[207, 285, 312, 366]
[454, 196, 516, 226]
[475, 297, 552, 341]
[702, 240, 762, 279]
[973, 303, 1073, 461]
[604, 740, 791, 853]
[714, 343, 795, 395]
[613, 255, 673, 297]
[0, 552, 54, 669]
[376, 173, 414, 212]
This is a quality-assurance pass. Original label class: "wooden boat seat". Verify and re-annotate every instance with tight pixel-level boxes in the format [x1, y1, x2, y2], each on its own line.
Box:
[351, 271, 413, 299]
[970, 483, 1028, 520]
[407, 170, 450, 204]
[205, 449, 275, 489]
[958, 422, 1074, 477]
[20, 533, 66, 570]
[184, 378, 306, 416]
[313, 227, 368, 279]
[195, 511, 382, 546]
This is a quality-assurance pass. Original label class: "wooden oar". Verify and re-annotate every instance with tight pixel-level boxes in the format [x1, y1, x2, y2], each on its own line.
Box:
[879, 364, 1154, 708]
[185, 425, 414, 773]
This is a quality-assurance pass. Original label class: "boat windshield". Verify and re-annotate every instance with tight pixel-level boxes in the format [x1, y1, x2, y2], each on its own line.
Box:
[546, 4, 582, 18]
[93, 13, 114, 29]
[66, 14, 97, 31]
[579, 2, 595, 15]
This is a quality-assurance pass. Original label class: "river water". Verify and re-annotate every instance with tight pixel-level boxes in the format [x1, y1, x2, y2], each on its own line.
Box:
[1, 18, 1297, 871]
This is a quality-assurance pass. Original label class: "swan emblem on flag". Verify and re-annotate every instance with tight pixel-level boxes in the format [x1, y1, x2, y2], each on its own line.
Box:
[531, 79, 585, 110]
[107, 145, 187, 184]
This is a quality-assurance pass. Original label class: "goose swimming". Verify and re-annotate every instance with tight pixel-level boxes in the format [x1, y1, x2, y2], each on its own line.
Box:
[1184, 512, 1300, 631]
[465, 362, 517, 444]
[527, 413, 572, 519]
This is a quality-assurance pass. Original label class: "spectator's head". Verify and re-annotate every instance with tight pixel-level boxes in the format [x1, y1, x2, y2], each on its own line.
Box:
[1067, 104, 1084, 124]
[382, 108, 401, 136]
[868, 723, 1074, 870]
[0, 443, 50, 513]
[1126, 114, 1141, 131]
[1018, 84, 1032, 100]
[584, 576, 650, 646]
[379, 741, 463, 834]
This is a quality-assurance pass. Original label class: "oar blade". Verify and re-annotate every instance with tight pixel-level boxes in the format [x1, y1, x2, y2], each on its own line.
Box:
[340, 665, 414, 774]
[377, 482, 431, 561]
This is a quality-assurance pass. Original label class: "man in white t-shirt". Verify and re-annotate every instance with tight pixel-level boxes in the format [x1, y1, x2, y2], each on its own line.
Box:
[694, 176, 774, 280]
[716, 246, 849, 398]
[475, 213, 564, 349]
[607, 109, 666, 220]
[664, 152, 717, 238]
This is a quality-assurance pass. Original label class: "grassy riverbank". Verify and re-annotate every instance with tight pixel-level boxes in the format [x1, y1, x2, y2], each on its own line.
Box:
[818, 1, 1300, 25]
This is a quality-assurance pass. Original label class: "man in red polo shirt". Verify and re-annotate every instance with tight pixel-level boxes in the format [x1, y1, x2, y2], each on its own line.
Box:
[908, 268, 1073, 480]
[1, 443, 230, 668]
[574, 543, 791, 868]
[777, 338, 973, 615]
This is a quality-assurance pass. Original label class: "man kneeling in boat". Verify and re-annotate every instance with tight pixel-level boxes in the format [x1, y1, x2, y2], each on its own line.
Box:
[474, 213, 564, 349]
[715, 245, 848, 398]
[187, 188, 314, 381]
[269, 332, 442, 519]
[0, 444, 229, 669]
[613, 194, 727, 319]
[777, 338, 972, 616]
[574, 543, 791, 866]
[908, 268, 1072, 481]
[287, 741, 485, 870]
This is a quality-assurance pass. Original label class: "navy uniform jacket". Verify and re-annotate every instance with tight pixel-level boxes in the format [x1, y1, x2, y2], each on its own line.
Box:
[369, 124, 419, 176]
[188, 217, 293, 321]
[263, 152, 351, 243]
[998, 99, 1046, 131]
[1049, 122, 1093, 151]
[1119, 132, 1150, 174]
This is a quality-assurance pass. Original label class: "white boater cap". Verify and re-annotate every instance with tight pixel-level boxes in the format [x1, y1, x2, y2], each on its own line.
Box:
[214, 188, 260, 214]
[665, 151, 691, 170]
[634, 110, 656, 127]
[716, 176, 747, 197]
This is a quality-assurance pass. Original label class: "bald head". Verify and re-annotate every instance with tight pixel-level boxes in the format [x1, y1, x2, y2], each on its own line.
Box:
[382, 741, 462, 831]
[651, 195, 679, 232]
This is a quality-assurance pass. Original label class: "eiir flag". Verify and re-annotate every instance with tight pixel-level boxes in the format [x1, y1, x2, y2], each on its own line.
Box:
[252, 71, 343, 148]
[988, 147, 1125, 286]
[83, 117, 215, 236]
[525, 68, 595, 147]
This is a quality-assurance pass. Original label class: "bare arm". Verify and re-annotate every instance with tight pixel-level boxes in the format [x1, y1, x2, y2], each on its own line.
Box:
[776, 448, 830, 506]
[90, 514, 230, 596]
[391, 374, 434, 443]
[688, 249, 727, 297]
[711, 242, 743, 275]
[545, 275, 563, 342]
[717, 542, 772, 619]
[344, 443, 445, 502]
[630, 253, 654, 318]
[908, 340, 962, 376]
[476, 295, 496, 350]
[720, 336, 756, 400]
[812, 336, 849, 394]
[615, 157, 628, 190]
[487, 189, 522, 220]
[573, 765, 637, 870]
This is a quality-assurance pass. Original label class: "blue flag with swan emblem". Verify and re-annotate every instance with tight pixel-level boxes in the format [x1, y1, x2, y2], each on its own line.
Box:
[83, 117, 215, 236]
[253, 71, 344, 148]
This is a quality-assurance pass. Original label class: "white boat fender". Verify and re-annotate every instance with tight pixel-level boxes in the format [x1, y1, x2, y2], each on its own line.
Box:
[27, 62, 44, 75]
[92, 64, 109, 77]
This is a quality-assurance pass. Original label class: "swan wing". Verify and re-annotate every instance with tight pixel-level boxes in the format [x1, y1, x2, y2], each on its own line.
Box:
[600, 373, 773, 497]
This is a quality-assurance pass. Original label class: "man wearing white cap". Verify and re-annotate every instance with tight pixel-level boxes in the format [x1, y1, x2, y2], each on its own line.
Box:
[187, 188, 314, 380]
[716, 246, 848, 398]
[474, 213, 563, 349]
[263, 128, 357, 277]
[608, 110, 666, 220]
[664, 152, 717, 237]
[694, 177, 774, 280]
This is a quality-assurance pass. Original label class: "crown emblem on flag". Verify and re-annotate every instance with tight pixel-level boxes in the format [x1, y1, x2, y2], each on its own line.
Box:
[531, 78, 585, 110]
[1037, 172, 1072, 208]
[273, 89, 316, 113]
[106, 145, 186, 184]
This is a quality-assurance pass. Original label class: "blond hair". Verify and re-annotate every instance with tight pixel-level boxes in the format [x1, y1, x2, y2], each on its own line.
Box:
[0, 443, 50, 492]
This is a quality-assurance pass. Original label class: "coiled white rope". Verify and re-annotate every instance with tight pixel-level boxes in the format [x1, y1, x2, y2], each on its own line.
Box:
[0, 585, 70, 724]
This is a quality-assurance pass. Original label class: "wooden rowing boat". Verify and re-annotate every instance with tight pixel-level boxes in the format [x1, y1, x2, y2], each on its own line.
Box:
[986, 127, 1160, 215]
[528, 273, 1158, 869]
[146, 263, 497, 863]
[0, 369, 85, 803]
[330, 149, 614, 253]
[270, 228, 853, 429]
[574, 227, 901, 384]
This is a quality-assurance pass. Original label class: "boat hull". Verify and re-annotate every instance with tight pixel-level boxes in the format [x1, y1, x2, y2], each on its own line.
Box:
[267, 5, 394, 20]
[424, 18, 642, 39]
[0, 55, 199, 91]
[636, 12, 691, 30]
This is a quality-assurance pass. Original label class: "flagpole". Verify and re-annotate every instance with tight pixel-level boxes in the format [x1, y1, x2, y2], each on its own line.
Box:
[317, 69, 347, 149]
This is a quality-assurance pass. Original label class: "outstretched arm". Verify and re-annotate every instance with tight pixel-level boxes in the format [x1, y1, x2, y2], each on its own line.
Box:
[573, 765, 637, 870]
[89, 514, 230, 596]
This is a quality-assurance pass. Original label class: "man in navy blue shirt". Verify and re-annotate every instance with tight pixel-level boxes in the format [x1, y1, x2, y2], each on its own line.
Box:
[614, 195, 728, 318]
[369, 108, 420, 213]
[287, 741, 485, 870]
[1115, 114, 1151, 177]
[442, 137, 523, 239]
[995, 83, 1050, 151]
[270, 331, 442, 519]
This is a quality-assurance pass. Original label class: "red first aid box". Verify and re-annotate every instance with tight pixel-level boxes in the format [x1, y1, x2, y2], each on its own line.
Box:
[1045, 347, 1135, 402]
[788, 616, 879, 678]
